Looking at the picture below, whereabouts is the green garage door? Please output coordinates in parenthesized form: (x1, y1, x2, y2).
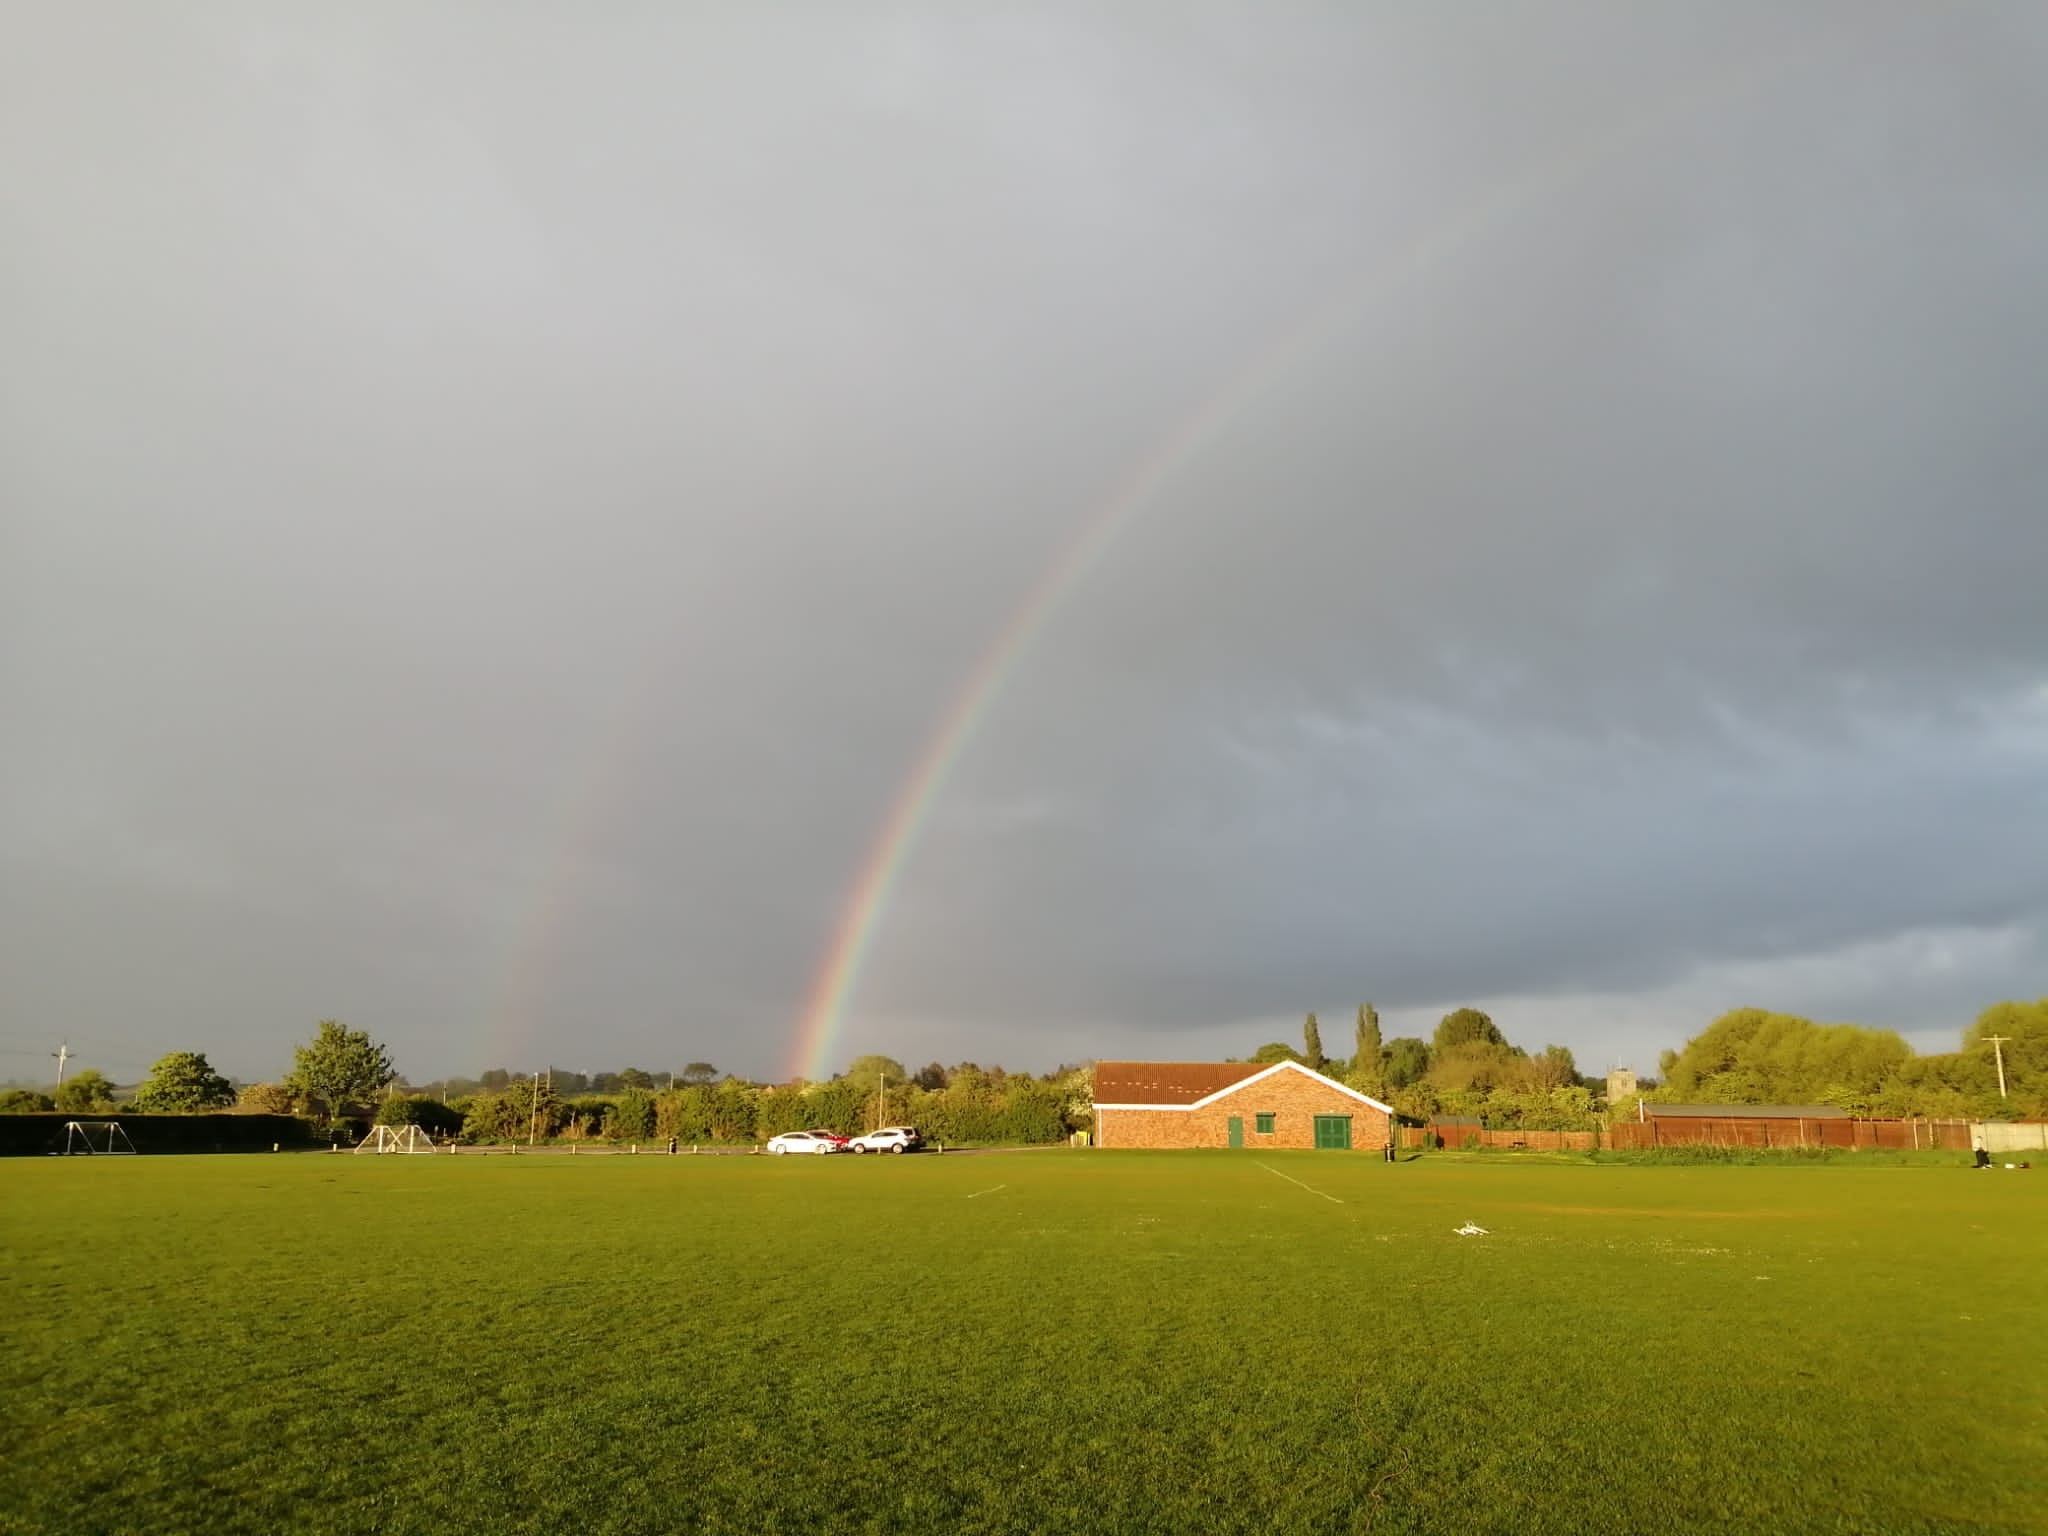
(1312, 1114, 1352, 1150)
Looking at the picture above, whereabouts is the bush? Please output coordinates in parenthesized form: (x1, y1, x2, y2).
(238, 1083, 299, 1116)
(611, 1089, 655, 1142)
(0, 1113, 318, 1157)
(375, 1096, 464, 1136)
(456, 1093, 518, 1143)
(0, 1090, 55, 1114)
(657, 1086, 716, 1144)
(709, 1082, 757, 1144)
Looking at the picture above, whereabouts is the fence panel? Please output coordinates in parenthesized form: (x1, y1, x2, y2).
(1981, 1122, 2048, 1153)
(1609, 1116, 1973, 1151)
(1410, 1126, 1598, 1151)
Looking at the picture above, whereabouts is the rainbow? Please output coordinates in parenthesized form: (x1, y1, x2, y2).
(783, 35, 1819, 1083)
(784, 289, 1352, 1081)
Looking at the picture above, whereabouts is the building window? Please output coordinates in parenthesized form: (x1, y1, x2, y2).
(1255, 1112, 1275, 1135)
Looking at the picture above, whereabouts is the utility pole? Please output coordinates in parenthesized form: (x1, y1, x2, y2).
(1986, 1035, 2011, 1099)
(528, 1070, 541, 1145)
(877, 1070, 886, 1134)
(52, 1042, 70, 1088)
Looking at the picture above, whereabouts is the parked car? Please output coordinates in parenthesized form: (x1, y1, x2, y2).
(765, 1129, 847, 1155)
(845, 1125, 925, 1154)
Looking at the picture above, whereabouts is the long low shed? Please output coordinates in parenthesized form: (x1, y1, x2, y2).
(1093, 1060, 1394, 1151)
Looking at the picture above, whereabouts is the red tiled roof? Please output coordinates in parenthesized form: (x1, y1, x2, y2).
(1093, 1061, 1267, 1106)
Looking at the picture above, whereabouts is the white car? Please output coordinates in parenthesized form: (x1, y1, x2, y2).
(845, 1125, 925, 1155)
(765, 1129, 847, 1155)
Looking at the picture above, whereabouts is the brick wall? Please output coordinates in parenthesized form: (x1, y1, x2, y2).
(1097, 1068, 1391, 1150)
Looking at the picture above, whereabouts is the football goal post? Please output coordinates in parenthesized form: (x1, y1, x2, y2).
(61, 1121, 137, 1155)
(353, 1124, 438, 1155)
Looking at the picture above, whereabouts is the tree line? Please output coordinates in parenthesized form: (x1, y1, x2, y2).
(0, 1025, 1093, 1147)
(1235, 1005, 1603, 1130)
(1241, 998, 2047, 1128)
(4, 997, 2040, 1134)
(415, 1056, 1090, 1147)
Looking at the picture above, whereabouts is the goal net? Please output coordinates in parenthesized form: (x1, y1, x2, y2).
(353, 1124, 438, 1155)
(61, 1121, 137, 1155)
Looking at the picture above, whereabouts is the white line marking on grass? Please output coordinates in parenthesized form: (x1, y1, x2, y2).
(965, 1184, 1008, 1199)
(1254, 1162, 1343, 1204)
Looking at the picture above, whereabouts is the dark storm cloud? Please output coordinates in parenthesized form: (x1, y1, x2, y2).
(3, 3, 2043, 1082)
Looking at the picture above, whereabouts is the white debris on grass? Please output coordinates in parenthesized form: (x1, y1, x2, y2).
(1454, 1222, 1489, 1236)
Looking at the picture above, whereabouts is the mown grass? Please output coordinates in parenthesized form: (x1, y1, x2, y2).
(2, 1152, 2042, 1536)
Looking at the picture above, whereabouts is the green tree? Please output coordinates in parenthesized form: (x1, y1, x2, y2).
(710, 1078, 758, 1142)
(1530, 1044, 1578, 1091)
(1434, 1008, 1506, 1052)
(1352, 1004, 1384, 1089)
(1965, 999, 2048, 1104)
(659, 1085, 717, 1143)
(843, 1055, 909, 1094)
(54, 1070, 117, 1114)
(612, 1088, 656, 1141)
(504, 1076, 563, 1139)
(1302, 1013, 1325, 1071)
(679, 1061, 719, 1086)
(456, 1092, 517, 1142)
(1657, 1009, 1910, 1105)
(615, 1067, 656, 1091)
(131, 1051, 235, 1112)
(1251, 1041, 1304, 1065)
(1384, 1037, 1431, 1089)
(0, 1088, 54, 1113)
(236, 1082, 298, 1115)
(285, 1020, 396, 1121)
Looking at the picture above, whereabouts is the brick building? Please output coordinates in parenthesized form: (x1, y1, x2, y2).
(1092, 1060, 1394, 1151)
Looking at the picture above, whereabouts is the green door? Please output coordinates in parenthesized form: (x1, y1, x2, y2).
(1313, 1114, 1352, 1150)
(1227, 1115, 1243, 1148)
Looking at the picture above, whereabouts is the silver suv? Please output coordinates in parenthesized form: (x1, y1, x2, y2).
(845, 1125, 924, 1154)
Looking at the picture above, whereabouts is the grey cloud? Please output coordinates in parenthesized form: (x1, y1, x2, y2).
(4, 3, 2044, 1082)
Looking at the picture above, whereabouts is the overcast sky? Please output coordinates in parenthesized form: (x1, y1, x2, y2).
(5, 3, 2045, 1086)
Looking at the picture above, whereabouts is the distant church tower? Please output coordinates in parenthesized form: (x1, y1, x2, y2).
(1605, 1066, 1638, 1105)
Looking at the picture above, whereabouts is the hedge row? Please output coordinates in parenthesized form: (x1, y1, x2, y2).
(0, 1113, 319, 1157)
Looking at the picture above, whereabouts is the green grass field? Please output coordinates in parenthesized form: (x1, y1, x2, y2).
(3, 1151, 2042, 1536)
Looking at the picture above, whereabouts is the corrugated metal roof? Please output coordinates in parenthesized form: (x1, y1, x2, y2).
(1644, 1103, 1849, 1120)
(1094, 1061, 1267, 1106)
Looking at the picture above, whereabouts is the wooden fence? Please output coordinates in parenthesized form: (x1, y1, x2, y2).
(1606, 1117, 1971, 1151)
(1396, 1118, 1976, 1152)
(1401, 1126, 1598, 1152)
